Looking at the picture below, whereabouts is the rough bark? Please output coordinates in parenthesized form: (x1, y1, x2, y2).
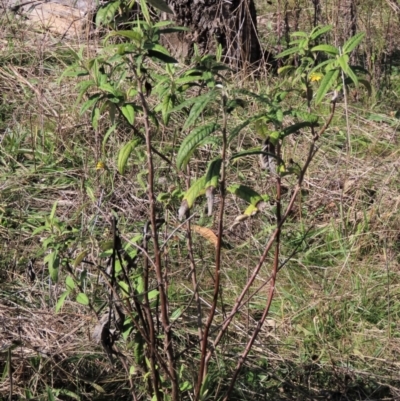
(162, 0, 261, 68)
(335, 0, 357, 46)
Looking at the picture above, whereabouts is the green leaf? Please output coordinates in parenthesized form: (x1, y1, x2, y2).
(274, 91, 289, 102)
(161, 93, 174, 125)
(311, 44, 339, 55)
(108, 101, 116, 124)
(261, 113, 279, 130)
(99, 82, 119, 96)
(102, 124, 117, 155)
(227, 184, 263, 206)
(269, 131, 281, 145)
(170, 92, 215, 114)
(276, 108, 284, 123)
(276, 47, 302, 59)
(65, 276, 75, 291)
(230, 148, 282, 164)
(47, 387, 56, 401)
(310, 58, 336, 73)
(290, 31, 308, 38)
(50, 200, 58, 220)
(84, 381, 105, 393)
(57, 390, 81, 400)
(183, 175, 206, 208)
(61, 68, 89, 79)
(296, 38, 308, 51)
(350, 65, 370, 76)
(243, 204, 259, 216)
(80, 94, 101, 115)
(136, 275, 145, 295)
(147, 50, 178, 64)
(91, 107, 101, 130)
(171, 307, 183, 321)
(121, 104, 135, 125)
(154, 20, 175, 28)
(73, 250, 88, 268)
(159, 26, 190, 34)
(118, 139, 140, 175)
(91, 59, 101, 85)
(134, 332, 145, 365)
(358, 79, 372, 96)
(96, 0, 120, 26)
(180, 381, 192, 392)
(282, 121, 319, 137)
(44, 250, 60, 283)
(176, 123, 219, 170)
(183, 91, 217, 130)
(205, 158, 222, 189)
(55, 291, 69, 313)
(118, 281, 129, 296)
(367, 113, 393, 123)
(139, 0, 151, 23)
(236, 89, 272, 106)
(76, 293, 89, 306)
(148, 289, 159, 300)
(343, 32, 365, 54)
(315, 68, 340, 104)
(345, 66, 359, 86)
(337, 54, 350, 75)
(76, 79, 96, 101)
(310, 25, 332, 40)
(293, 110, 319, 124)
(277, 65, 295, 76)
(146, 0, 173, 13)
(226, 98, 246, 113)
(228, 120, 252, 143)
(106, 30, 143, 43)
(175, 75, 203, 87)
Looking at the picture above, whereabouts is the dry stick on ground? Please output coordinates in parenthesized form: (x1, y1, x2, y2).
(8, 66, 59, 119)
(204, 99, 337, 377)
(195, 91, 229, 399)
(135, 69, 179, 400)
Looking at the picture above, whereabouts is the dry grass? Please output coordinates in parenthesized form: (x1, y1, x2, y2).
(2, 1, 400, 400)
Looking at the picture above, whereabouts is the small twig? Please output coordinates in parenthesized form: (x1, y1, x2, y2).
(8, 348, 12, 401)
(196, 89, 229, 399)
(160, 213, 197, 250)
(206, 99, 337, 365)
(339, 47, 352, 155)
(183, 168, 203, 347)
(223, 125, 284, 400)
(135, 65, 178, 400)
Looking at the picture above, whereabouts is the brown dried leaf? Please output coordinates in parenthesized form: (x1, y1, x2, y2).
(191, 225, 218, 247)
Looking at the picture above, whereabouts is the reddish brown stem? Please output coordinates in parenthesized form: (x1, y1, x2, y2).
(195, 93, 229, 399)
(223, 164, 283, 400)
(137, 73, 179, 400)
(206, 100, 337, 365)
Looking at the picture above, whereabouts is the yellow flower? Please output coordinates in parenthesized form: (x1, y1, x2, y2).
(310, 72, 323, 82)
(96, 161, 106, 170)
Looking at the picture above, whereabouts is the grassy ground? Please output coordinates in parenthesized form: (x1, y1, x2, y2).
(2, 0, 400, 400)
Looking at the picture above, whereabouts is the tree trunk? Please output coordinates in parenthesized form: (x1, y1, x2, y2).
(162, 0, 261, 68)
(335, 0, 357, 46)
(312, 0, 321, 28)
